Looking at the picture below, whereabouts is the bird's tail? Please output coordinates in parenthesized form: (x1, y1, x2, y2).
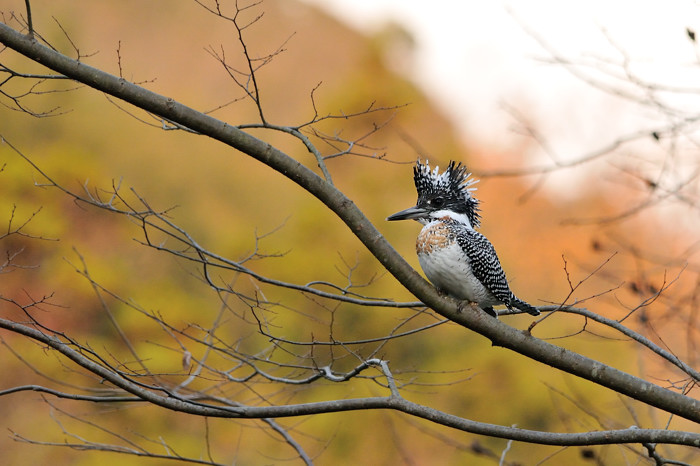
(511, 298, 540, 316)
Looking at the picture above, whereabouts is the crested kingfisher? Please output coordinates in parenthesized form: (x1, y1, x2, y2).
(387, 160, 540, 317)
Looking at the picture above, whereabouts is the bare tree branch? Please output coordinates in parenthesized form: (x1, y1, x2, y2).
(0, 19, 698, 427)
(0, 315, 697, 449)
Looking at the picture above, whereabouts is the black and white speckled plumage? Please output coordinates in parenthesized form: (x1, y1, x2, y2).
(387, 159, 540, 317)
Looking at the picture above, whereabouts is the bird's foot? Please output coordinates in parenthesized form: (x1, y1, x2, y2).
(435, 288, 448, 297)
(457, 300, 480, 314)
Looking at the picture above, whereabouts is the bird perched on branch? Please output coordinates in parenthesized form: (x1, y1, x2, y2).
(387, 160, 540, 317)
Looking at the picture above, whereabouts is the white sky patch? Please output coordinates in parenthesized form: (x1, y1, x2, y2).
(302, 0, 700, 166)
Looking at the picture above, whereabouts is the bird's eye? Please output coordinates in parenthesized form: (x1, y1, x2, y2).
(430, 197, 445, 208)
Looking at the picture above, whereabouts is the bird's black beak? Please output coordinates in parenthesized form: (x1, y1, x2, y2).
(386, 205, 428, 221)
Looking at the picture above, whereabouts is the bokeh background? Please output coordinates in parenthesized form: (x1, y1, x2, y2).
(1, 1, 698, 465)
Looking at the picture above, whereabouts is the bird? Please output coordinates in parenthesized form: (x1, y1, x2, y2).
(387, 160, 540, 317)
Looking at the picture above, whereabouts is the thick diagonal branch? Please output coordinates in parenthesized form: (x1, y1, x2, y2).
(0, 24, 698, 423)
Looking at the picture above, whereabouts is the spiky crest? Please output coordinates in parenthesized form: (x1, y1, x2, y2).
(413, 159, 481, 228)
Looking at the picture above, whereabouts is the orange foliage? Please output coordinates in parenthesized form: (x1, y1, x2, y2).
(0, 1, 697, 465)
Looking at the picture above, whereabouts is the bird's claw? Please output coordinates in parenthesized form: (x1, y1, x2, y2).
(457, 300, 480, 314)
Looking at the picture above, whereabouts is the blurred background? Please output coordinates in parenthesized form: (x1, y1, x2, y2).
(1, 1, 698, 465)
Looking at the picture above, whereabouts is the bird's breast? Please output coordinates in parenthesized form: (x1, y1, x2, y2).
(416, 221, 468, 292)
(416, 220, 455, 255)
(415, 221, 498, 305)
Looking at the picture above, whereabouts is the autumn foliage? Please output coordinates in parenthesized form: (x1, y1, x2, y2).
(0, 1, 698, 465)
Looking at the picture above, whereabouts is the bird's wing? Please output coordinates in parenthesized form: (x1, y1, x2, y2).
(455, 228, 515, 304)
